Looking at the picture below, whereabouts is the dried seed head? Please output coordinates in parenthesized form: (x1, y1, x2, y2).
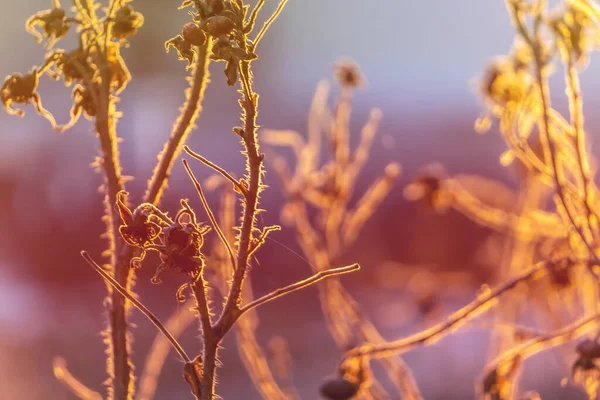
(166, 35, 195, 67)
(208, 0, 225, 14)
(182, 22, 207, 46)
(480, 58, 531, 106)
(112, 5, 144, 39)
(26, 7, 70, 47)
(577, 339, 600, 359)
(204, 16, 236, 37)
(333, 58, 364, 88)
(319, 377, 359, 400)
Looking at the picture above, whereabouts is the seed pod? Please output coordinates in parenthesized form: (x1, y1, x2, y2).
(319, 377, 359, 400)
(205, 16, 235, 36)
(577, 339, 600, 359)
(208, 0, 224, 14)
(182, 22, 207, 46)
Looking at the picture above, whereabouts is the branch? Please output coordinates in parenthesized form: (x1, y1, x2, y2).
(138, 300, 196, 400)
(183, 158, 237, 271)
(145, 43, 212, 205)
(184, 145, 247, 196)
(252, 0, 289, 49)
(239, 263, 360, 315)
(81, 251, 191, 363)
(53, 357, 103, 400)
(248, 225, 281, 257)
(483, 312, 600, 386)
(244, 0, 266, 33)
(342, 258, 582, 361)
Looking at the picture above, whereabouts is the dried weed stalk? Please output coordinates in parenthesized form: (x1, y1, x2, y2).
(334, 1, 600, 399)
(263, 62, 422, 399)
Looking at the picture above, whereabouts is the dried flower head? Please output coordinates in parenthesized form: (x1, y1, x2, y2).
(333, 58, 364, 88)
(116, 192, 211, 283)
(480, 57, 532, 107)
(26, 3, 71, 48)
(112, 5, 144, 39)
(573, 339, 600, 400)
(1, 69, 55, 126)
(44, 47, 94, 86)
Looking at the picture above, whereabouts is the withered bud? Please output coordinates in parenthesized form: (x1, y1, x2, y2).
(205, 16, 236, 37)
(112, 5, 144, 39)
(182, 22, 207, 46)
(577, 339, 600, 359)
(208, 0, 225, 14)
(333, 58, 364, 88)
(319, 377, 360, 400)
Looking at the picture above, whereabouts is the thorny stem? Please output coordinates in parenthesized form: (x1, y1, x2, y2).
(104, 43, 211, 398)
(214, 59, 263, 337)
(94, 49, 133, 399)
(251, 0, 288, 50)
(81, 251, 192, 363)
(191, 272, 214, 345)
(342, 258, 583, 362)
(145, 43, 212, 205)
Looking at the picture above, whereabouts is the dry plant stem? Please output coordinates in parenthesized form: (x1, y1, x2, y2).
(252, 0, 289, 50)
(184, 145, 248, 196)
(215, 60, 262, 336)
(183, 159, 236, 270)
(94, 51, 132, 399)
(137, 300, 196, 400)
(81, 251, 192, 364)
(106, 43, 210, 399)
(145, 43, 212, 205)
(235, 325, 289, 400)
(240, 263, 360, 314)
(565, 52, 596, 241)
(515, 15, 599, 263)
(287, 202, 422, 398)
(344, 258, 582, 361)
(485, 311, 600, 380)
(53, 357, 103, 400)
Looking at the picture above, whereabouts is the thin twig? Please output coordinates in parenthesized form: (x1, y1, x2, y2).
(81, 251, 191, 363)
(183, 159, 237, 271)
(53, 357, 103, 400)
(183, 145, 247, 196)
(343, 258, 583, 361)
(244, 0, 266, 33)
(137, 300, 196, 400)
(252, 0, 289, 49)
(145, 44, 212, 205)
(565, 51, 597, 241)
(239, 263, 360, 315)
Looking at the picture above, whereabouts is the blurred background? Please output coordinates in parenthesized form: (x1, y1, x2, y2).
(1, 0, 598, 399)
